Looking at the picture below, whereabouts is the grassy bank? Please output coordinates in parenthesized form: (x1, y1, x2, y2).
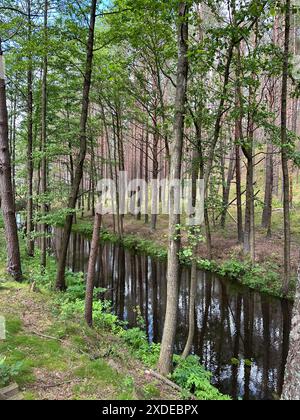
(70, 218, 294, 300)
(0, 227, 229, 400)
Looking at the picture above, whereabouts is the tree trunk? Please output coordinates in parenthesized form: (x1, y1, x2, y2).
(243, 153, 255, 261)
(262, 143, 274, 237)
(182, 147, 199, 359)
(158, 2, 189, 376)
(281, 0, 291, 295)
(182, 256, 197, 359)
(85, 212, 102, 327)
(151, 113, 159, 231)
(26, 0, 34, 257)
(236, 145, 243, 243)
(235, 46, 244, 243)
(41, 0, 48, 270)
(145, 126, 149, 224)
(221, 147, 236, 229)
(281, 267, 300, 400)
(55, 0, 98, 290)
(0, 42, 22, 281)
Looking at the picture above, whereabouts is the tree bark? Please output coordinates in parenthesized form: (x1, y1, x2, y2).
(85, 212, 102, 327)
(158, 2, 189, 376)
(262, 143, 274, 237)
(0, 42, 22, 281)
(281, 0, 291, 295)
(55, 0, 98, 290)
(41, 0, 48, 270)
(221, 147, 236, 229)
(281, 267, 300, 400)
(26, 0, 34, 257)
(234, 47, 244, 243)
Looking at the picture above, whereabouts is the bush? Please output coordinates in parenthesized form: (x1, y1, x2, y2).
(120, 328, 161, 367)
(0, 356, 23, 388)
(172, 356, 231, 401)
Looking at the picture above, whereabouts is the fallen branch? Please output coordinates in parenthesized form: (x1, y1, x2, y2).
(32, 379, 83, 389)
(30, 331, 63, 343)
(146, 369, 197, 400)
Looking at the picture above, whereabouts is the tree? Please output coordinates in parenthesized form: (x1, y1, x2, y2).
(55, 0, 98, 290)
(40, 0, 48, 270)
(281, 0, 291, 295)
(0, 39, 22, 281)
(26, 0, 34, 257)
(158, 1, 189, 376)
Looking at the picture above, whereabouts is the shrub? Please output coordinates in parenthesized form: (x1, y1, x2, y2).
(172, 356, 231, 401)
(0, 356, 23, 388)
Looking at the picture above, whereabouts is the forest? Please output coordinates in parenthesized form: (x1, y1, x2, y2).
(0, 0, 300, 402)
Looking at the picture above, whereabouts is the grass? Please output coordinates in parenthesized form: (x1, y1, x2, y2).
(0, 281, 177, 400)
(0, 283, 138, 399)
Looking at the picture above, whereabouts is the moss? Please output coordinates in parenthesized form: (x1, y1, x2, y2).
(74, 359, 119, 383)
(142, 382, 161, 399)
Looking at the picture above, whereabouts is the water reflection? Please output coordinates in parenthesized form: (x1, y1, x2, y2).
(52, 229, 292, 400)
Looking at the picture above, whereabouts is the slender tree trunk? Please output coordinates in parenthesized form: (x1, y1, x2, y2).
(221, 148, 236, 228)
(85, 212, 102, 327)
(100, 102, 116, 232)
(158, 2, 189, 376)
(26, 0, 34, 257)
(281, 0, 291, 295)
(41, 0, 48, 270)
(0, 42, 22, 281)
(241, 28, 257, 262)
(243, 152, 255, 261)
(182, 257, 196, 359)
(243, 94, 256, 262)
(262, 143, 274, 237)
(236, 145, 243, 243)
(55, 0, 98, 290)
(116, 107, 124, 236)
(235, 46, 244, 243)
(9, 92, 17, 197)
(182, 148, 199, 359)
(145, 126, 149, 224)
(151, 125, 159, 231)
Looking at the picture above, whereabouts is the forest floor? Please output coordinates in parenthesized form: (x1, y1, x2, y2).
(0, 280, 180, 401)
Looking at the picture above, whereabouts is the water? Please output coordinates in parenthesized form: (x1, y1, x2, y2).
(52, 228, 292, 400)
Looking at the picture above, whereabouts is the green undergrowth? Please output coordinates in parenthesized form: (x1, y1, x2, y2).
(71, 220, 168, 260)
(70, 218, 294, 300)
(120, 328, 230, 400)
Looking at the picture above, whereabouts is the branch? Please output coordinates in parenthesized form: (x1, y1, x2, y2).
(96, 8, 132, 17)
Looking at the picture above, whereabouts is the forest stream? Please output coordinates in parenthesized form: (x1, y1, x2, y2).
(52, 228, 293, 401)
